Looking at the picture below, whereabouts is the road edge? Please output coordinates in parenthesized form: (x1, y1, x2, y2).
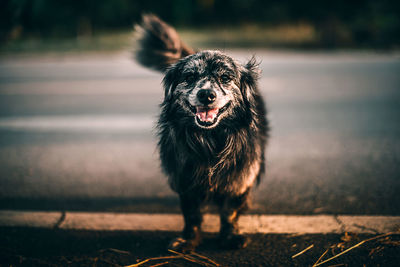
(0, 210, 399, 234)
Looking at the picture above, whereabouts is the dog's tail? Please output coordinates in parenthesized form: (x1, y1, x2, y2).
(134, 14, 195, 72)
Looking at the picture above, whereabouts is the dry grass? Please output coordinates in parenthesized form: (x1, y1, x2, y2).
(179, 23, 316, 48)
(312, 232, 398, 267)
(289, 232, 399, 266)
(292, 244, 314, 258)
(125, 249, 221, 267)
(1, 23, 318, 55)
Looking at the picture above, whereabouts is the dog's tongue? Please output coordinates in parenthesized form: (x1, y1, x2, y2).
(196, 106, 219, 122)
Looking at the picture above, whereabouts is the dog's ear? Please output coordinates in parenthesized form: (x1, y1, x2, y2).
(162, 62, 182, 99)
(240, 56, 260, 102)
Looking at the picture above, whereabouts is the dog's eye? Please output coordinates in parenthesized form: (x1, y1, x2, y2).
(220, 74, 232, 84)
(184, 73, 197, 84)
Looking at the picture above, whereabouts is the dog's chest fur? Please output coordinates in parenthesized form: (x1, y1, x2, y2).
(158, 121, 263, 196)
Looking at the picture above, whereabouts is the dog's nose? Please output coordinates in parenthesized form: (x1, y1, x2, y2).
(197, 89, 216, 105)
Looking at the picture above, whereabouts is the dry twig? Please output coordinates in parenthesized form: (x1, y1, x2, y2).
(125, 249, 221, 267)
(292, 244, 314, 258)
(125, 255, 180, 267)
(191, 251, 221, 266)
(313, 232, 396, 267)
(168, 249, 219, 266)
(99, 248, 132, 255)
(312, 248, 329, 267)
(149, 262, 169, 267)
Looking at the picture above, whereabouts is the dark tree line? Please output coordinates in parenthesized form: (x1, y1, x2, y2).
(1, 0, 399, 47)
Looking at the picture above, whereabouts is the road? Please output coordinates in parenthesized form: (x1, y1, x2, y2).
(0, 50, 399, 215)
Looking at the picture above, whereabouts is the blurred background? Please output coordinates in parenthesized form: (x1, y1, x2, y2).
(1, 0, 400, 51)
(0, 0, 399, 215)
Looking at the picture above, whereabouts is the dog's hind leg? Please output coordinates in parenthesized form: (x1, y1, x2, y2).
(218, 191, 250, 249)
(169, 193, 203, 252)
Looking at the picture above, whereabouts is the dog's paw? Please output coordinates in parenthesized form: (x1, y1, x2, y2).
(219, 234, 250, 249)
(168, 237, 198, 253)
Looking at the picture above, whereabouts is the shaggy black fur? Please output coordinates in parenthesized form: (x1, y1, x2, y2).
(135, 14, 269, 252)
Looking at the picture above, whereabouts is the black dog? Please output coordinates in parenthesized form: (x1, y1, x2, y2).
(135, 14, 269, 252)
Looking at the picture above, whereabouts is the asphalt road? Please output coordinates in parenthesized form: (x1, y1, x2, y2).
(0, 50, 399, 215)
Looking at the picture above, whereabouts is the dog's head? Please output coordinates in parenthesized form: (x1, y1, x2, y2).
(162, 50, 260, 129)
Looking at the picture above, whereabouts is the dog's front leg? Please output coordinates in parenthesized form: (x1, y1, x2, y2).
(169, 193, 203, 252)
(218, 192, 250, 249)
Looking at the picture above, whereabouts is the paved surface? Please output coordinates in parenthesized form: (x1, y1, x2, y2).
(0, 51, 400, 215)
(1, 211, 399, 234)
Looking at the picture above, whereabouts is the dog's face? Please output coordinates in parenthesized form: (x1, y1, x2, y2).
(163, 51, 259, 129)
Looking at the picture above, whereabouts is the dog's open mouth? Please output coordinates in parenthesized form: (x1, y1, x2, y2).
(196, 106, 219, 124)
(187, 102, 230, 128)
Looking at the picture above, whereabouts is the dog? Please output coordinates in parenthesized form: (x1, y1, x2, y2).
(135, 14, 269, 252)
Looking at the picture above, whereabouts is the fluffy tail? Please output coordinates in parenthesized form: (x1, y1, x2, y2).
(134, 14, 195, 72)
